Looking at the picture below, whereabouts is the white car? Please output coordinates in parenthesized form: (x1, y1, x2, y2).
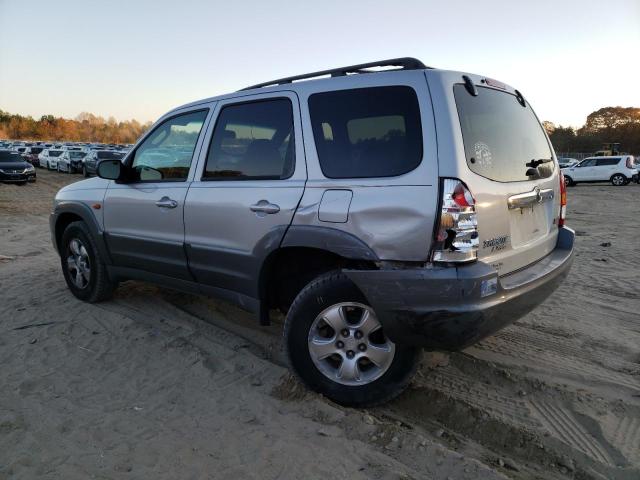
(57, 150, 87, 173)
(563, 155, 638, 186)
(38, 149, 64, 169)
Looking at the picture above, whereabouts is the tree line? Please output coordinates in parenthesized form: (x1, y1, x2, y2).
(1, 106, 638, 154)
(543, 107, 640, 155)
(0, 110, 152, 144)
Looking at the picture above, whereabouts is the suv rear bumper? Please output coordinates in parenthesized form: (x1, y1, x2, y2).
(344, 227, 575, 350)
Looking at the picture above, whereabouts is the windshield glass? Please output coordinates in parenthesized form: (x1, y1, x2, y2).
(70, 151, 86, 159)
(97, 151, 125, 160)
(0, 151, 23, 162)
(49, 150, 63, 157)
(454, 85, 554, 182)
(31, 147, 44, 154)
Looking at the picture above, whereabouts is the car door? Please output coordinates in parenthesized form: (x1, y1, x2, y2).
(184, 92, 306, 300)
(102, 107, 212, 280)
(596, 157, 619, 180)
(571, 158, 597, 181)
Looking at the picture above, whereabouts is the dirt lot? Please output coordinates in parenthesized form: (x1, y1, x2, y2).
(1, 169, 639, 480)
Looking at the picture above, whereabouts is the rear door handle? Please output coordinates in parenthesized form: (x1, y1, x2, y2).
(250, 200, 280, 215)
(155, 196, 178, 209)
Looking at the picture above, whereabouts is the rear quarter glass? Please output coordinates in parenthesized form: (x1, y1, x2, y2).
(454, 85, 555, 182)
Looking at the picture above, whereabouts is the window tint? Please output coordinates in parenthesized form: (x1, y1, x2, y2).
(579, 159, 597, 167)
(596, 158, 620, 166)
(203, 99, 294, 180)
(309, 86, 422, 178)
(131, 109, 208, 181)
(454, 85, 554, 182)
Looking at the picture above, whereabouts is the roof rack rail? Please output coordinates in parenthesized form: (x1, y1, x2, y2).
(239, 57, 431, 91)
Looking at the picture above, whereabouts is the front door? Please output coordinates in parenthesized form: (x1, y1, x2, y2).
(103, 108, 210, 280)
(184, 92, 306, 299)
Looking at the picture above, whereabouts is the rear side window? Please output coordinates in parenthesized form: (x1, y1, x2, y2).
(454, 85, 554, 182)
(596, 158, 620, 166)
(203, 99, 294, 180)
(308, 86, 423, 179)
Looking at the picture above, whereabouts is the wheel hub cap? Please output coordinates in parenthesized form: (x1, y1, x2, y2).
(308, 302, 395, 386)
(66, 238, 91, 289)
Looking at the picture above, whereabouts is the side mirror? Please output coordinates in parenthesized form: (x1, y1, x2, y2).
(97, 159, 122, 180)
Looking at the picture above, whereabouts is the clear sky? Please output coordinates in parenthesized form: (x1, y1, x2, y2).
(1, 0, 638, 127)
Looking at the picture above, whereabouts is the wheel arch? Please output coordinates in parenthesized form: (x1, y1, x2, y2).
(52, 202, 112, 263)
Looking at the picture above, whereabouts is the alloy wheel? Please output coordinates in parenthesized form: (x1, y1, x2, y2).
(66, 238, 91, 289)
(307, 302, 395, 386)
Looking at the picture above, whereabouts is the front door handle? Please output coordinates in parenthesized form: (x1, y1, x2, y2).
(250, 200, 280, 215)
(155, 196, 178, 209)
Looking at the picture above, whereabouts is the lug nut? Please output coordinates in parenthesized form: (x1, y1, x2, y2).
(341, 329, 350, 337)
(354, 330, 363, 339)
(346, 350, 355, 359)
(358, 343, 367, 352)
(336, 341, 344, 349)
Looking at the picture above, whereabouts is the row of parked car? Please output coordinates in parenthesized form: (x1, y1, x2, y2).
(558, 155, 638, 186)
(0, 140, 130, 178)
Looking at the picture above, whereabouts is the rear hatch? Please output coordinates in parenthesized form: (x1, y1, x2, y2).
(452, 81, 560, 276)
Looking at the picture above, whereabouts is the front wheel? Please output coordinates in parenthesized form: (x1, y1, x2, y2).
(284, 271, 420, 407)
(611, 174, 626, 186)
(60, 221, 117, 302)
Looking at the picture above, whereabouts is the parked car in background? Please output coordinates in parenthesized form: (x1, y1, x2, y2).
(58, 150, 87, 173)
(558, 157, 579, 168)
(50, 58, 574, 406)
(24, 146, 45, 165)
(0, 149, 36, 184)
(82, 149, 125, 177)
(563, 155, 638, 186)
(38, 149, 64, 169)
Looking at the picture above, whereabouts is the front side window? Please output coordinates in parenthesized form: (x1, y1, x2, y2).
(203, 99, 294, 180)
(131, 109, 208, 181)
(308, 86, 423, 179)
(454, 85, 554, 182)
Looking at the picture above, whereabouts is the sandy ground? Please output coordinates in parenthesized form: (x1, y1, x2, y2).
(0, 169, 638, 480)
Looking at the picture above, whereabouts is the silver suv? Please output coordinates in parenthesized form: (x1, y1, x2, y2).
(50, 58, 574, 406)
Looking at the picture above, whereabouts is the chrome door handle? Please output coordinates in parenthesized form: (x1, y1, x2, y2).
(250, 200, 280, 215)
(507, 187, 553, 210)
(155, 197, 178, 209)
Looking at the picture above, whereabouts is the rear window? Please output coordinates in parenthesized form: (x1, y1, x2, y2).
(454, 85, 554, 182)
(308, 86, 423, 179)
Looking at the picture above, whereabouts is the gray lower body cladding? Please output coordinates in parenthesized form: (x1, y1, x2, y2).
(344, 227, 575, 350)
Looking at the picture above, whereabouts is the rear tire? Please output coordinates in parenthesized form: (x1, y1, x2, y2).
(564, 175, 575, 187)
(60, 221, 117, 302)
(284, 271, 420, 407)
(611, 174, 626, 186)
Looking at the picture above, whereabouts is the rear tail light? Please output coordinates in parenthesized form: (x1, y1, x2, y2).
(431, 178, 479, 263)
(559, 172, 567, 227)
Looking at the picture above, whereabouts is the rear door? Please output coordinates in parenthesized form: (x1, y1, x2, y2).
(184, 91, 305, 299)
(432, 72, 562, 275)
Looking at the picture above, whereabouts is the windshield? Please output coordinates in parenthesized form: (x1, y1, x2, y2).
(70, 151, 86, 159)
(49, 150, 63, 157)
(0, 151, 23, 162)
(97, 151, 125, 160)
(454, 85, 554, 182)
(31, 147, 44, 154)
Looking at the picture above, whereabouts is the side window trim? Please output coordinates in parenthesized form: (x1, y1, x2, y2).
(125, 107, 210, 183)
(200, 97, 295, 182)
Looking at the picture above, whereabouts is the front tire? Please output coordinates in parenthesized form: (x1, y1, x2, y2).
(611, 174, 626, 186)
(284, 271, 420, 407)
(60, 221, 116, 302)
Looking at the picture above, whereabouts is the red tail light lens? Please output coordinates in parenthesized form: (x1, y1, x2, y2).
(432, 178, 479, 263)
(559, 172, 567, 227)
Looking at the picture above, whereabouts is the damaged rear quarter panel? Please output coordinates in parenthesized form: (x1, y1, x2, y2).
(289, 70, 440, 262)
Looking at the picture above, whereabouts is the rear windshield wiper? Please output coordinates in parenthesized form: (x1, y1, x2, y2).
(526, 158, 552, 168)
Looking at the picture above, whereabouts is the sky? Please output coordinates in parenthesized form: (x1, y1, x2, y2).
(0, 0, 638, 128)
